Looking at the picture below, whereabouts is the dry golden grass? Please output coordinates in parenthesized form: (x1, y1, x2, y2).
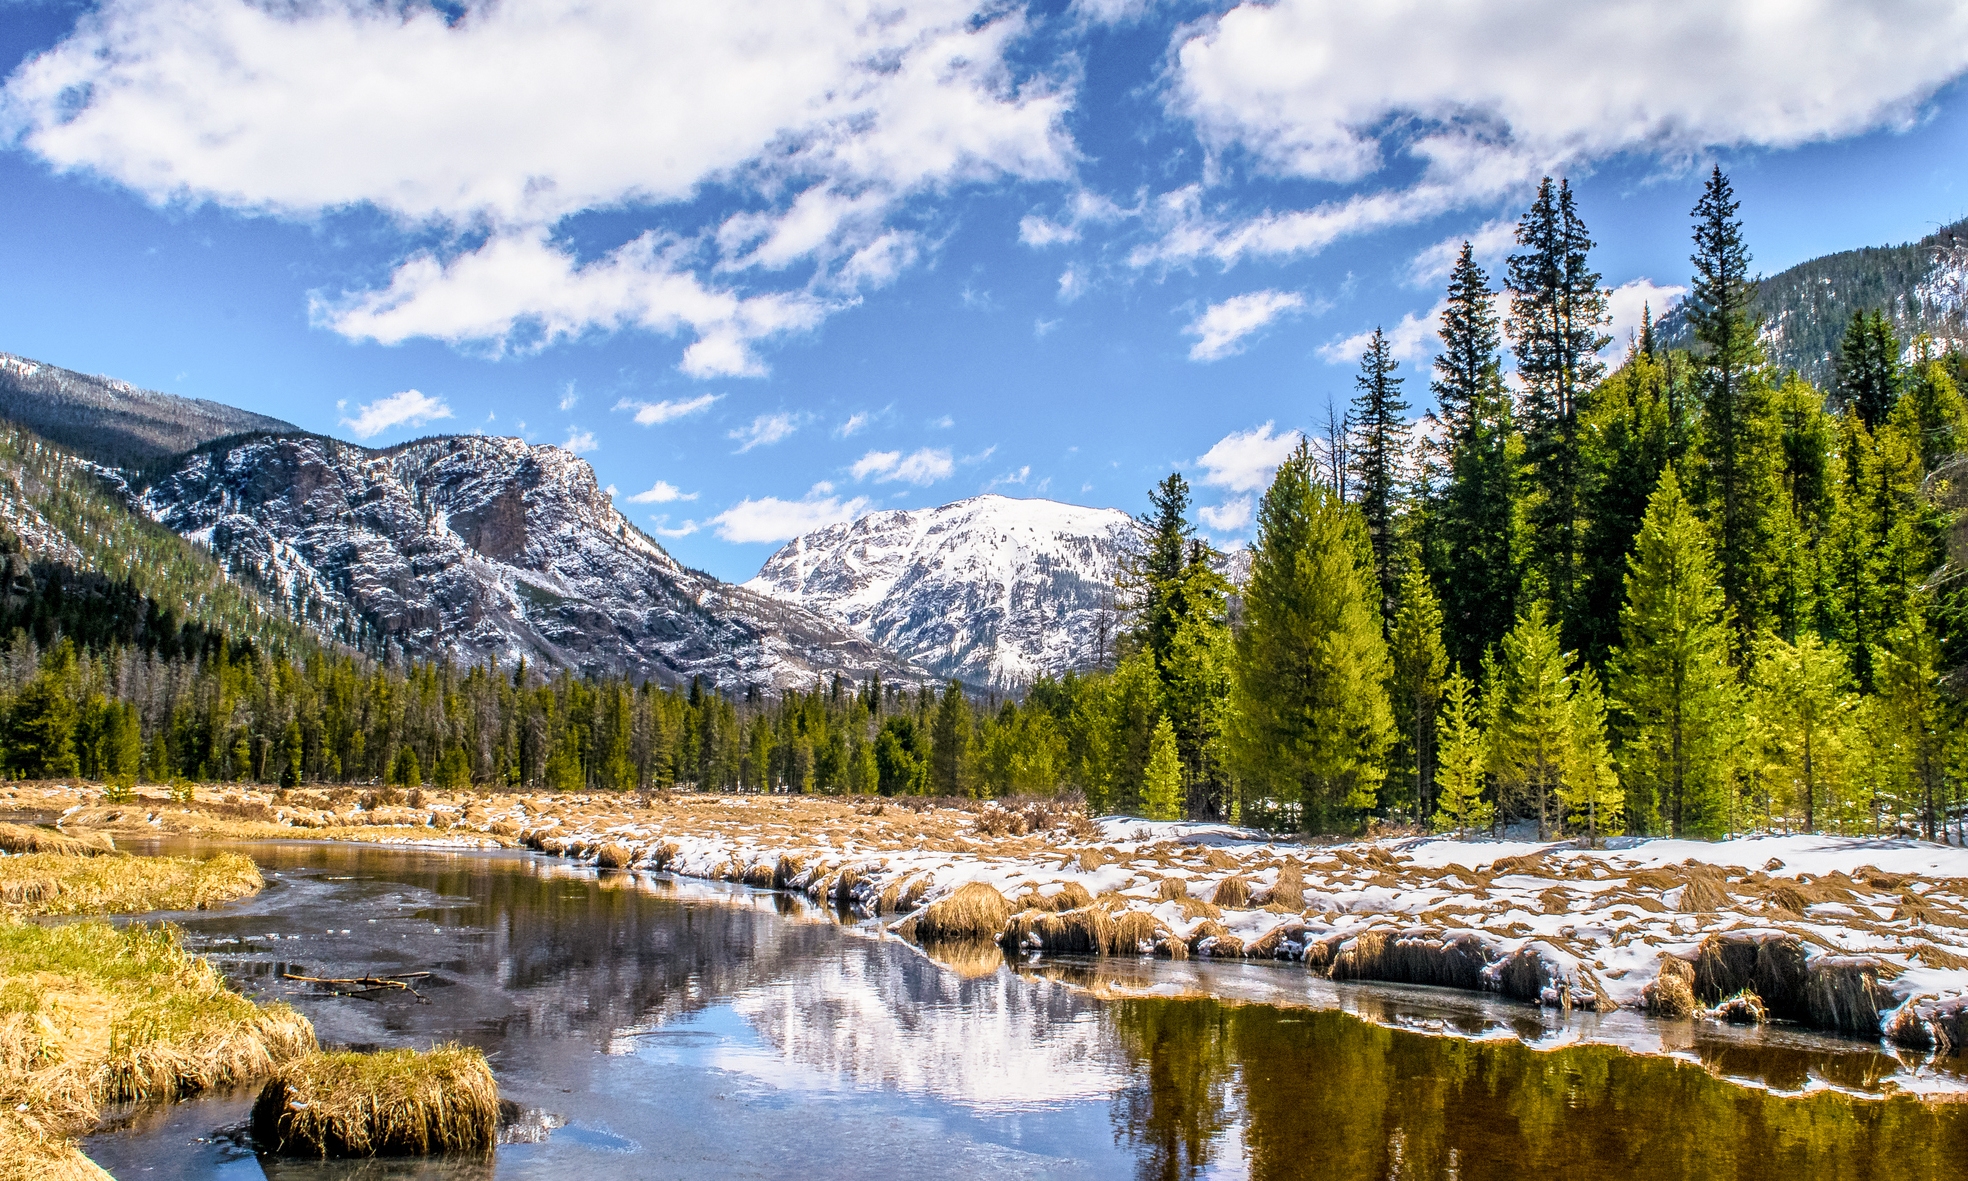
(252, 1045, 497, 1158)
(913, 881, 1012, 942)
(0, 852, 263, 918)
(0, 824, 112, 858)
(0, 918, 315, 1181)
(1640, 957, 1697, 1018)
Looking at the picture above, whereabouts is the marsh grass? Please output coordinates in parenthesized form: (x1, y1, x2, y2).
(0, 824, 113, 858)
(252, 1045, 498, 1158)
(0, 852, 263, 917)
(0, 918, 315, 1181)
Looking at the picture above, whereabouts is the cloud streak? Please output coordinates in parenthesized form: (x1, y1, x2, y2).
(337, 389, 453, 440)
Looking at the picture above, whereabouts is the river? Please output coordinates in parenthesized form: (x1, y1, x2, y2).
(82, 839, 1968, 1179)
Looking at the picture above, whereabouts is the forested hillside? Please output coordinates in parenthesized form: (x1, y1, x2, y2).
(1662, 217, 1968, 386)
(0, 351, 297, 466)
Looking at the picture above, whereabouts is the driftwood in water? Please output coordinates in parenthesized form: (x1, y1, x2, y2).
(283, 970, 432, 1003)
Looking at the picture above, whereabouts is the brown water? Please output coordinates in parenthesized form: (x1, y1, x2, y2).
(82, 840, 1968, 1180)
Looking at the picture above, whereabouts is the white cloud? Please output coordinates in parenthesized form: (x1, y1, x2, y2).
(1199, 497, 1252, 532)
(710, 486, 871, 543)
(627, 480, 697, 504)
(730, 412, 800, 453)
(1196, 422, 1301, 493)
(1019, 215, 1079, 247)
(613, 393, 720, 426)
(834, 412, 870, 439)
(1319, 300, 1446, 366)
(1034, 317, 1062, 338)
(7, 0, 1073, 373)
(316, 230, 831, 375)
(851, 447, 954, 486)
(339, 389, 453, 440)
(1605, 278, 1688, 358)
(562, 427, 598, 454)
(557, 382, 578, 412)
(988, 465, 1032, 490)
(928, 415, 955, 429)
(1185, 290, 1305, 361)
(1141, 1, 1968, 268)
(1057, 267, 1087, 303)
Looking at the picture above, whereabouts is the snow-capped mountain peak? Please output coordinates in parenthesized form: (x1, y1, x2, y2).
(746, 494, 1139, 685)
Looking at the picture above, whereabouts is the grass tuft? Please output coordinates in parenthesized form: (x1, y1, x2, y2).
(0, 825, 112, 858)
(914, 881, 1011, 942)
(251, 1045, 498, 1158)
(0, 853, 262, 917)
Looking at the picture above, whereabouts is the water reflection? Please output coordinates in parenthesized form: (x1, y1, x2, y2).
(81, 839, 1968, 1180)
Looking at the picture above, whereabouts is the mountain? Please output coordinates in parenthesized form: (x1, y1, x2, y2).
(745, 495, 1139, 686)
(130, 431, 925, 689)
(0, 351, 298, 467)
(1660, 217, 1968, 385)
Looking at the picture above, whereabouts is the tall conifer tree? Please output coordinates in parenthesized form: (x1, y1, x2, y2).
(1430, 243, 1519, 671)
(1608, 467, 1738, 837)
(1229, 445, 1394, 832)
(1507, 178, 1608, 648)
(1348, 327, 1411, 615)
(1835, 310, 1902, 430)
(1687, 166, 1780, 644)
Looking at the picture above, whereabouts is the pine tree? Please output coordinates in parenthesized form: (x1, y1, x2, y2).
(1159, 550, 1235, 818)
(1429, 669, 1493, 834)
(1607, 467, 1739, 837)
(930, 680, 973, 796)
(1903, 348, 1968, 472)
(1389, 558, 1447, 822)
(1767, 373, 1838, 640)
(1487, 602, 1575, 839)
(1508, 177, 1608, 647)
(1133, 472, 1195, 668)
(1556, 665, 1620, 845)
(1142, 716, 1183, 821)
(1687, 166, 1780, 644)
(1348, 327, 1411, 614)
(1834, 310, 1901, 430)
(1429, 243, 1519, 671)
(1228, 444, 1394, 832)
(1749, 631, 1857, 832)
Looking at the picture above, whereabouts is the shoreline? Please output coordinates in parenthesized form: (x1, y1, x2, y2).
(15, 781, 1968, 1070)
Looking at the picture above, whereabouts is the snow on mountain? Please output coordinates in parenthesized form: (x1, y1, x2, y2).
(136, 432, 925, 689)
(745, 494, 1140, 686)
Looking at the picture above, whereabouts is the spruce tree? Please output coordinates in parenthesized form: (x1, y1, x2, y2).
(1903, 348, 1968, 472)
(1487, 602, 1575, 839)
(1873, 604, 1948, 840)
(1578, 346, 1683, 664)
(1134, 472, 1195, 667)
(1429, 243, 1519, 671)
(1228, 444, 1394, 832)
(1607, 467, 1738, 837)
(930, 680, 972, 796)
(1159, 551, 1235, 818)
(1507, 178, 1608, 647)
(1348, 327, 1411, 615)
(1557, 665, 1620, 846)
(1429, 670, 1493, 834)
(1389, 558, 1447, 822)
(1687, 166, 1780, 644)
(1142, 716, 1183, 821)
(1835, 310, 1901, 430)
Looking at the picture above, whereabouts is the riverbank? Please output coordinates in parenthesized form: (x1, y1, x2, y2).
(17, 780, 1968, 1057)
(0, 847, 313, 1181)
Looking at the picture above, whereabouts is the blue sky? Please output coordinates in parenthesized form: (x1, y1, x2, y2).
(3, 0, 1968, 583)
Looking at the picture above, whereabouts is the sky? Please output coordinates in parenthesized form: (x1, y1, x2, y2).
(3, 0, 1968, 583)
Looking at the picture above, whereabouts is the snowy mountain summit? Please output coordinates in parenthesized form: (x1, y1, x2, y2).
(137, 432, 923, 689)
(746, 494, 1139, 686)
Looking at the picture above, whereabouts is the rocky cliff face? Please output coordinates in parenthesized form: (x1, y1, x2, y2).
(137, 432, 924, 688)
(745, 494, 1140, 685)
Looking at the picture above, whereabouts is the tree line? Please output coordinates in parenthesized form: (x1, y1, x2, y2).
(0, 169, 1962, 842)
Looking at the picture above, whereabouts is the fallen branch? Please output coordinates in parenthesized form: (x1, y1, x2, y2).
(282, 971, 432, 1003)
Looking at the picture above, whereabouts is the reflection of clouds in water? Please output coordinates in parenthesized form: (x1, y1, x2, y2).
(722, 943, 1124, 1109)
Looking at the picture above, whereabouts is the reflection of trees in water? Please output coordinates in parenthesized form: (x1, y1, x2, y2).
(1109, 999, 1968, 1181)
(732, 945, 1120, 1107)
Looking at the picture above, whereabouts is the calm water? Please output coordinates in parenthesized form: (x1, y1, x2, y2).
(80, 839, 1968, 1180)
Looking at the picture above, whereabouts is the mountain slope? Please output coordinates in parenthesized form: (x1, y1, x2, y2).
(1661, 217, 1968, 385)
(136, 432, 924, 688)
(745, 495, 1138, 685)
(0, 352, 298, 467)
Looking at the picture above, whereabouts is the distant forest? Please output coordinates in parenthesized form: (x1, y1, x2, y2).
(1, 169, 1965, 844)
